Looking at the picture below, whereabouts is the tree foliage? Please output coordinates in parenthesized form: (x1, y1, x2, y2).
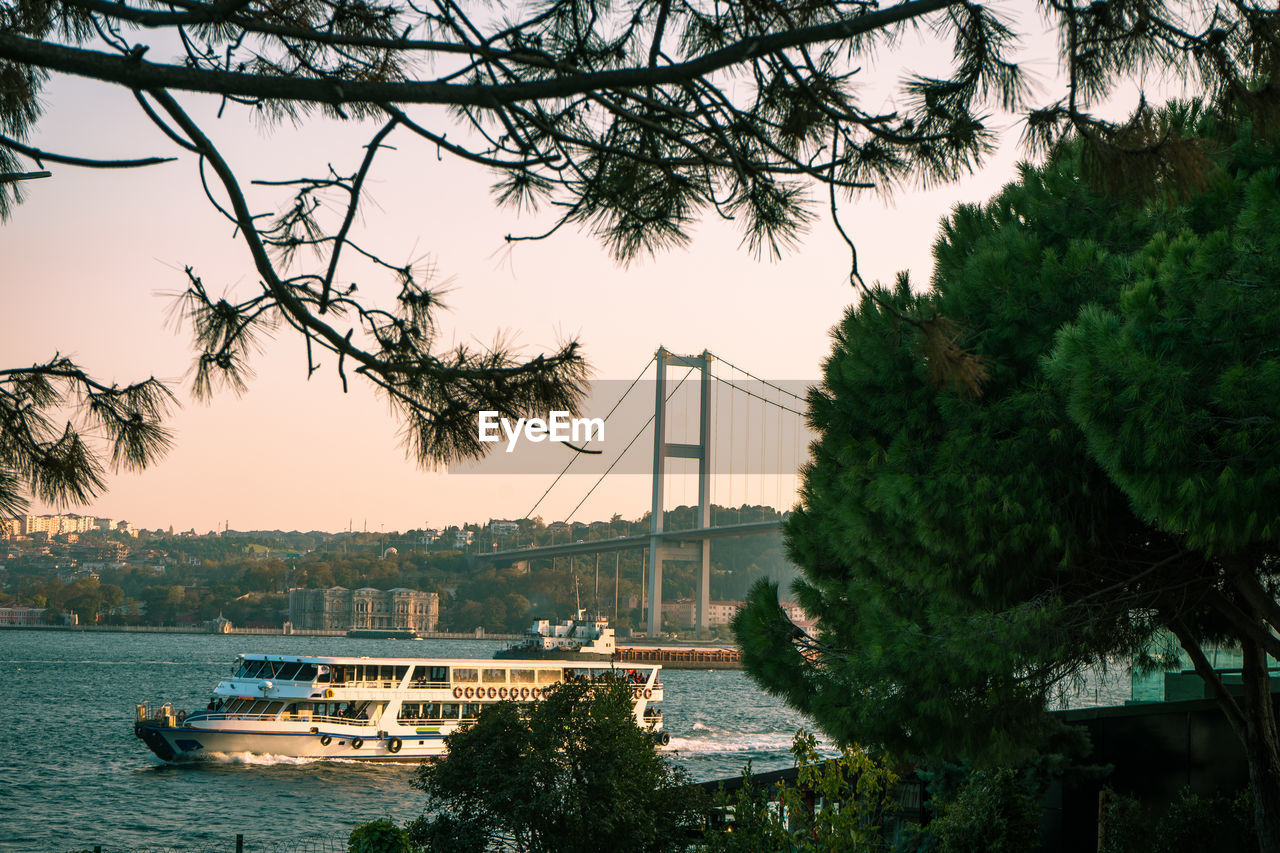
(930, 769, 1041, 853)
(0, 359, 175, 517)
(348, 818, 413, 853)
(1099, 787, 1257, 853)
(3, 0, 1278, 514)
(735, 104, 1280, 849)
(704, 730, 902, 853)
(410, 673, 698, 853)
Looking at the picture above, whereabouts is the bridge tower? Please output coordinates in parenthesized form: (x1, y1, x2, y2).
(648, 347, 713, 636)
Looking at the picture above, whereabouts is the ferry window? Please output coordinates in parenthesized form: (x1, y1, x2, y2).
(482, 668, 507, 684)
(398, 703, 419, 720)
(537, 669, 563, 684)
(462, 703, 482, 720)
(380, 665, 395, 682)
(265, 702, 283, 716)
(429, 666, 448, 682)
(451, 668, 478, 683)
(424, 703, 441, 719)
(298, 664, 318, 682)
(277, 662, 302, 681)
(395, 666, 409, 681)
(441, 703, 460, 720)
(233, 660, 250, 678)
(510, 670, 536, 684)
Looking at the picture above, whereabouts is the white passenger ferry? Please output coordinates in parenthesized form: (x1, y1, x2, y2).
(134, 653, 665, 762)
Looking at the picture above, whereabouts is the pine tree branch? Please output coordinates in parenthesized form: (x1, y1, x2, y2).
(0, 0, 962, 107)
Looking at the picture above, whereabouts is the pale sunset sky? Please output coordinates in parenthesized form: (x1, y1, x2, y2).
(1, 10, 1167, 533)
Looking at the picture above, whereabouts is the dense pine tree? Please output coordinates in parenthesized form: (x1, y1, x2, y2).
(736, 103, 1280, 850)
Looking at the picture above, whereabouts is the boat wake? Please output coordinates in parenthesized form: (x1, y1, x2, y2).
(201, 752, 333, 766)
(666, 729, 796, 756)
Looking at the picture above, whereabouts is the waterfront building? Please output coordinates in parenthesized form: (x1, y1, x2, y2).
(667, 598, 810, 629)
(0, 605, 47, 626)
(287, 586, 439, 632)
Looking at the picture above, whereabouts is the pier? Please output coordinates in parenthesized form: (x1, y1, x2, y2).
(617, 645, 741, 670)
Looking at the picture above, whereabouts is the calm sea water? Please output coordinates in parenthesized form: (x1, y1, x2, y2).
(0, 630, 814, 852)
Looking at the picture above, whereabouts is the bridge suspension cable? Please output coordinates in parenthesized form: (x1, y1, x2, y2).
(560, 365, 697, 523)
(706, 351, 807, 405)
(523, 354, 655, 522)
(709, 374, 806, 417)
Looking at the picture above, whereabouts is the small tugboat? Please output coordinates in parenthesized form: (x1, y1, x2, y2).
(493, 611, 617, 661)
(134, 652, 666, 762)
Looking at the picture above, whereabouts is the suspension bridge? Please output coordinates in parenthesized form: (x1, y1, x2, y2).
(474, 347, 811, 636)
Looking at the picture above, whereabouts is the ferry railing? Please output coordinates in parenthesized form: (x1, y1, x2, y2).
(328, 679, 450, 690)
(304, 714, 374, 726)
(396, 715, 472, 725)
(185, 711, 374, 727)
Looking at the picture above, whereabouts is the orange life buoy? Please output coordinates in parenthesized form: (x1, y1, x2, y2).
(498, 687, 508, 699)
(520, 687, 530, 700)
(453, 687, 463, 699)
(175, 710, 186, 725)
(644, 688, 652, 699)
(530, 688, 541, 699)
(487, 686, 497, 699)
(464, 686, 474, 699)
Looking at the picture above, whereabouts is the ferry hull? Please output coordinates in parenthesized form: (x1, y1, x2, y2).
(134, 719, 445, 762)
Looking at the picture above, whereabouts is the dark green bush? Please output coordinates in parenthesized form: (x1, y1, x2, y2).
(1098, 789, 1148, 853)
(1152, 788, 1255, 853)
(348, 817, 412, 853)
(931, 769, 1041, 853)
(1097, 786, 1256, 853)
(405, 813, 489, 853)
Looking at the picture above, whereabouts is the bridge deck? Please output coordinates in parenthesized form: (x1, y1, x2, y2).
(476, 520, 782, 563)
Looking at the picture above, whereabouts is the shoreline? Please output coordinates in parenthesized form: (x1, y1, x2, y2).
(0, 624, 520, 640)
(0, 624, 745, 668)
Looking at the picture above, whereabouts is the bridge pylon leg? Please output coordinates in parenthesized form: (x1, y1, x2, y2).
(648, 346, 714, 637)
